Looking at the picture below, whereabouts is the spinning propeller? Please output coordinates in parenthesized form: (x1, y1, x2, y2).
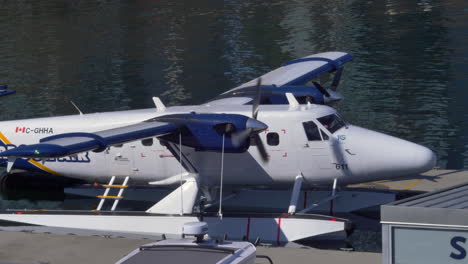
(231, 78, 269, 162)
(217, 78, 268, 218)
(312, 81, 343, 104)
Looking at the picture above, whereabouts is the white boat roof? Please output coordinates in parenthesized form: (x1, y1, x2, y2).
(116, 238, 256, 264)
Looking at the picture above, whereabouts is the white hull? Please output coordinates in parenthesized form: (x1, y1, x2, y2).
(0, 210, 350, 244)
(65, 187, 396, 213)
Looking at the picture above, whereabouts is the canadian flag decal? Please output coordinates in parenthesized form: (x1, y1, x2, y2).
(15, 127, 26, 133)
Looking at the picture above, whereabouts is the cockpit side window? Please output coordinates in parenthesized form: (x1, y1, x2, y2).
(317, 114, 346, 134)
(303, 121, 322, 141)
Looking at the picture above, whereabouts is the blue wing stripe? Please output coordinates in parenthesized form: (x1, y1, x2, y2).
(0, 122, 179, 158)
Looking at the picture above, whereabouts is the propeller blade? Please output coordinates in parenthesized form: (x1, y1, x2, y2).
(231, 118, 268, 147)
(252, 78, 262, 120)
(312, 81, 330, 97)
(213, 123, 236, 135)
(231, 129, 251, 147)
(253, 134, 269, 162)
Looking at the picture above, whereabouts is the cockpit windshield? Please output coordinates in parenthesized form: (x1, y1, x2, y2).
(317, 114, 346, 134)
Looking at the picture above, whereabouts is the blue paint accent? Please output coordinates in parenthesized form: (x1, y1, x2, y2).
(41, 132, 109, 152)
(0, 85, 16, 97)
(1, 144, 72, 158)
(282, 53, 353, 86)
(157, 113, 255, 152)
(0, 140, 51, 173)
(1, 123, 180, 158)
(213, 85, 326, 105)
(1, 113, 263, 160)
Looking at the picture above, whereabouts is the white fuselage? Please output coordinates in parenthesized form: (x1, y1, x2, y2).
(0, 104, 435, 188)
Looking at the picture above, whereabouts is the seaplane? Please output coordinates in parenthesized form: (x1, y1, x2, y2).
(0, 52, 436, 244)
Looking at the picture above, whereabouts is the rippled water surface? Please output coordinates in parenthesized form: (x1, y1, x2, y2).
(0, 0, 466, 168)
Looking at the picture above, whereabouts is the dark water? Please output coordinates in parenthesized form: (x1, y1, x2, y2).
(0, 0, 466, 169)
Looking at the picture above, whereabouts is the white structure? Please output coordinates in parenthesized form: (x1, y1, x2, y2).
(381, 183, 468, 264)
(116, 222, 259, 264)
(0, 209, 351, 245)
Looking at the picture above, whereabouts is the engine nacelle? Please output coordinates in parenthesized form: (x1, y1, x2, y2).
(157, 113, 263, 153)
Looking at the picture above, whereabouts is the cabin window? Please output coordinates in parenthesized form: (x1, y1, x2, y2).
(302, 121, 322, 141)
(321, 130, 329, 140)
(267, 132, 279, 146)
(113, 144, 123, 148)
(317, 114, 346, 134)
(141, 138, 153, 146)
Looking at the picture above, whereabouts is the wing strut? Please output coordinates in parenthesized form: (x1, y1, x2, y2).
(179, 132, 184, 215)
(161, 141, 198, 174)
(217, 133, 226, 219)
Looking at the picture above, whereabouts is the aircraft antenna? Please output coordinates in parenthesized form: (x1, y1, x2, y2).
(70, 101, 84, 115)
(252, 78, 261, 119)
(217, 133, 225, 219)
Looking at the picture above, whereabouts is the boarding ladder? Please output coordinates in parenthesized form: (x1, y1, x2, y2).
(95, 176, 130, 211)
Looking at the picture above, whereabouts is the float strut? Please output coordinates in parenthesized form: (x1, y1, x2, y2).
(332, 178, 337, 196)
(288, 173, 304, 214)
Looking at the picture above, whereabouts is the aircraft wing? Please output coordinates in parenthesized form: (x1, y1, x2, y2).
(207, 51, 352, 105)
(0, 112, 268, 160)
(0, 121, 179, 158)
(232, 52, 352, 89)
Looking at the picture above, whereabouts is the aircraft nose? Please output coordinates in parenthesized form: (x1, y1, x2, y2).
(246, 118, 268, 133)
(411, 145, 437, 173)
(344, 126, 437, 180)
(371, 131, 437, 177)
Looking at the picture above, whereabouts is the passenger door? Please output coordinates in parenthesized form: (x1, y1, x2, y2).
(297, 121, 334, 175)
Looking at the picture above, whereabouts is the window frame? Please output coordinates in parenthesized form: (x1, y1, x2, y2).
(141, 138, 154, 147)
(317, 114, 346, 134)
(266, 132, 280, 146)
(302, 120, 329, 141)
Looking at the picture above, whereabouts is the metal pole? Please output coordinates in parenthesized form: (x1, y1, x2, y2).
(179, 132, 183, 215)
(332, 178, 337, 196)
(218, 133, 225, 219)
(288, 174, 304, 214)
